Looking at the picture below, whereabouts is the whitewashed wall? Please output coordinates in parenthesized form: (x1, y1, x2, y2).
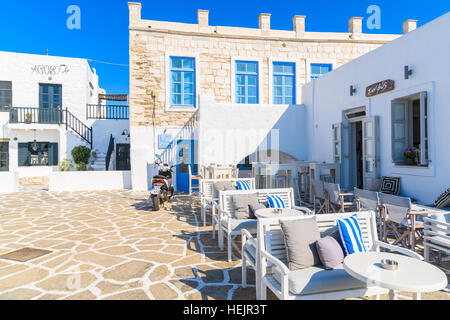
(0, 172, 18, 193)
(301, 13, 450, 203)
(49, 171, 131, 191)
(0, 51, 102, 121)
(198, 98, 307, 166)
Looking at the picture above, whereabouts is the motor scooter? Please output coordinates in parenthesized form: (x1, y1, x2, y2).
(149, 155, 175, 211)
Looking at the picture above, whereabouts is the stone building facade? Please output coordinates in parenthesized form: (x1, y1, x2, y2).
(127, 1, 416, 191)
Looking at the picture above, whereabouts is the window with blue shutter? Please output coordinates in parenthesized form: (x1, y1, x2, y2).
(236, 61, 258, 104)
(170, 57, 196, 107)
(310, 64, 332, 80)
(0, 142, 8, 171)
(273, 62, 295, 104)
(0, 81, 12, 111)
(18, 142, 58, 166)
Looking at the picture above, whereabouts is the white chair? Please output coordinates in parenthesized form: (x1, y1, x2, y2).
(199, 178, 256, 229)
(424, 212, 450, 274)
(324, 182, 354, 213)
(257, 211, 423, 300)
(219, 188, 311, 262)
(312, 181, 326, 214)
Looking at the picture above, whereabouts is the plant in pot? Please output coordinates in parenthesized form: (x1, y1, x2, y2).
(403, 147, 418, 165)
(25, 112, 32, 124)
(71, 146, 91, 171)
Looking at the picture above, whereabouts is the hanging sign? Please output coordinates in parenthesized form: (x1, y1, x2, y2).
(158, 134, 173, 149)
(365, 80, 395, 97)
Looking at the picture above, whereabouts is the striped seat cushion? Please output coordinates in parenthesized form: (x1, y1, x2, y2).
(434, 188, 450, 209)
(266, 195, 286, 209)
(337, 215, 367, 255)
(236, 181, 251, 190)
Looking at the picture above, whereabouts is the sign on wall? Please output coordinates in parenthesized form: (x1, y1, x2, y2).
(158, 134, 173, 149)
(365, 80, 395, 97)
(31, 64, 70, 76)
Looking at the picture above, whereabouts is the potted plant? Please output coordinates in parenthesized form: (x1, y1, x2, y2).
(25, 112, 32, 124)
(71, 145, 91, 171)
(403, 147, 418, 165)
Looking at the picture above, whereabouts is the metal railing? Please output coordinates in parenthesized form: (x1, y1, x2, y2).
(86, 104, 129, 120)
(9, 107, 92, 148)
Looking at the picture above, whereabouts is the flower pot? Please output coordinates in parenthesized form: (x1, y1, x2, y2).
(405, 158, 416, 165)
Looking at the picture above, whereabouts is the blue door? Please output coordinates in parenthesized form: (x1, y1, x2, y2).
(39, 84, 62, 124)
(176, 139, 198, 192)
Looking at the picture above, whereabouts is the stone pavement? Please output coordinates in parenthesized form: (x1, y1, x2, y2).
(0, 186, 447, 300)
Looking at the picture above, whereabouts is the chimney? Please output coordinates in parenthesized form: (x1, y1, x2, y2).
(198, 9, 209, 29)
(128, 2, 142, 27)
(293, 15, 306, 38)
(403, 19, 418, 34)
(259, 13, 271, 31)
(349, 17, 363, 34)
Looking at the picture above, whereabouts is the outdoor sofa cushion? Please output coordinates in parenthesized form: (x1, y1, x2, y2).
(379, 176, 401, 195)
(273, 264, 367, 296)
(280, 217, 321, 271)
(267, 195, 286, 208)
(248, 203, 267, 218)
(221, 218, 257, 230)
(231, 194, 259, 219)
(434, 188, 450, 209)
(213, 181, 235, 193)
(315, 235, 345, 270)
(243, 240, 257, 265)
(337, 215, 367, 256)
(236, 181, 251, 190)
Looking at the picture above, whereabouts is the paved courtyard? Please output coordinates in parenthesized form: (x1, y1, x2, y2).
(0, 186, 448, 300)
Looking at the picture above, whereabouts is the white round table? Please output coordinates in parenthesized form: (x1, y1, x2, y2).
(255, 208, 308, 219)
(343, 252, 448, 300)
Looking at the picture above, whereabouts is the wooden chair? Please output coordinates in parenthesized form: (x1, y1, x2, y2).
(311, 181, 327, 214)
(354, 188, 382, 239)
(378, 193, 425, 251)
(256, 211, 422, 300)
(323, 182, 355, 213)
(188, 165, 201, 195)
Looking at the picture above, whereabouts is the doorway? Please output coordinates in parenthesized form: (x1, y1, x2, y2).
(350, 121, 363, 189)
(176, 139, 198, 192)
(116, 144, 131, 170)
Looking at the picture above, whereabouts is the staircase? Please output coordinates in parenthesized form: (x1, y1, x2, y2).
(91, 151, 114, 171)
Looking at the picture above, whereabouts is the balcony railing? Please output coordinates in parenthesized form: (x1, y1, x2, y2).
(9, 107, 62, 124)
(86, 104, 129, 120)
(9, 107, 92, 148)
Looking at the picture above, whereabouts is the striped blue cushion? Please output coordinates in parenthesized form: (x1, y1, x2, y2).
(266, 195, 286, 209)
(236, 181, 250, 190)
(337, 215, 367, 256)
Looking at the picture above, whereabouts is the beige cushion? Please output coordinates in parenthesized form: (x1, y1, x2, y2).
(280, 217, 321, 270)
(273, 264, 367, 296)
(231, 194, 259, 219)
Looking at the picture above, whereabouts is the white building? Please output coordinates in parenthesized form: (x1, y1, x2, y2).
(301, 12, 450, 204)
(0, 51, 130, 185)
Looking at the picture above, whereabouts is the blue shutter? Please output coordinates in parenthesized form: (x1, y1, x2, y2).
(18, 143, 29, 167)
(48, 143, 59, 166)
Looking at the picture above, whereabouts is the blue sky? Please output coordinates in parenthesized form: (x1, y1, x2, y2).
(0, 0, 449, 96)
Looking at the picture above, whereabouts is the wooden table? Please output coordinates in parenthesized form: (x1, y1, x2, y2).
(343, 252, 447, 300)
(255, 208, 310, 219)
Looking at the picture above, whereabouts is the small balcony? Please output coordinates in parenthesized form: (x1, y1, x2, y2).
(86, 104, 129, 120)
(9, 107, 63, 125)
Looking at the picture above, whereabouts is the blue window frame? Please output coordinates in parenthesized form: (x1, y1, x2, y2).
(236, 61, 258, 104)
(170, 57, 196, 107)
(273, 62, 295, 104)
(310, 64, 332, 80)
